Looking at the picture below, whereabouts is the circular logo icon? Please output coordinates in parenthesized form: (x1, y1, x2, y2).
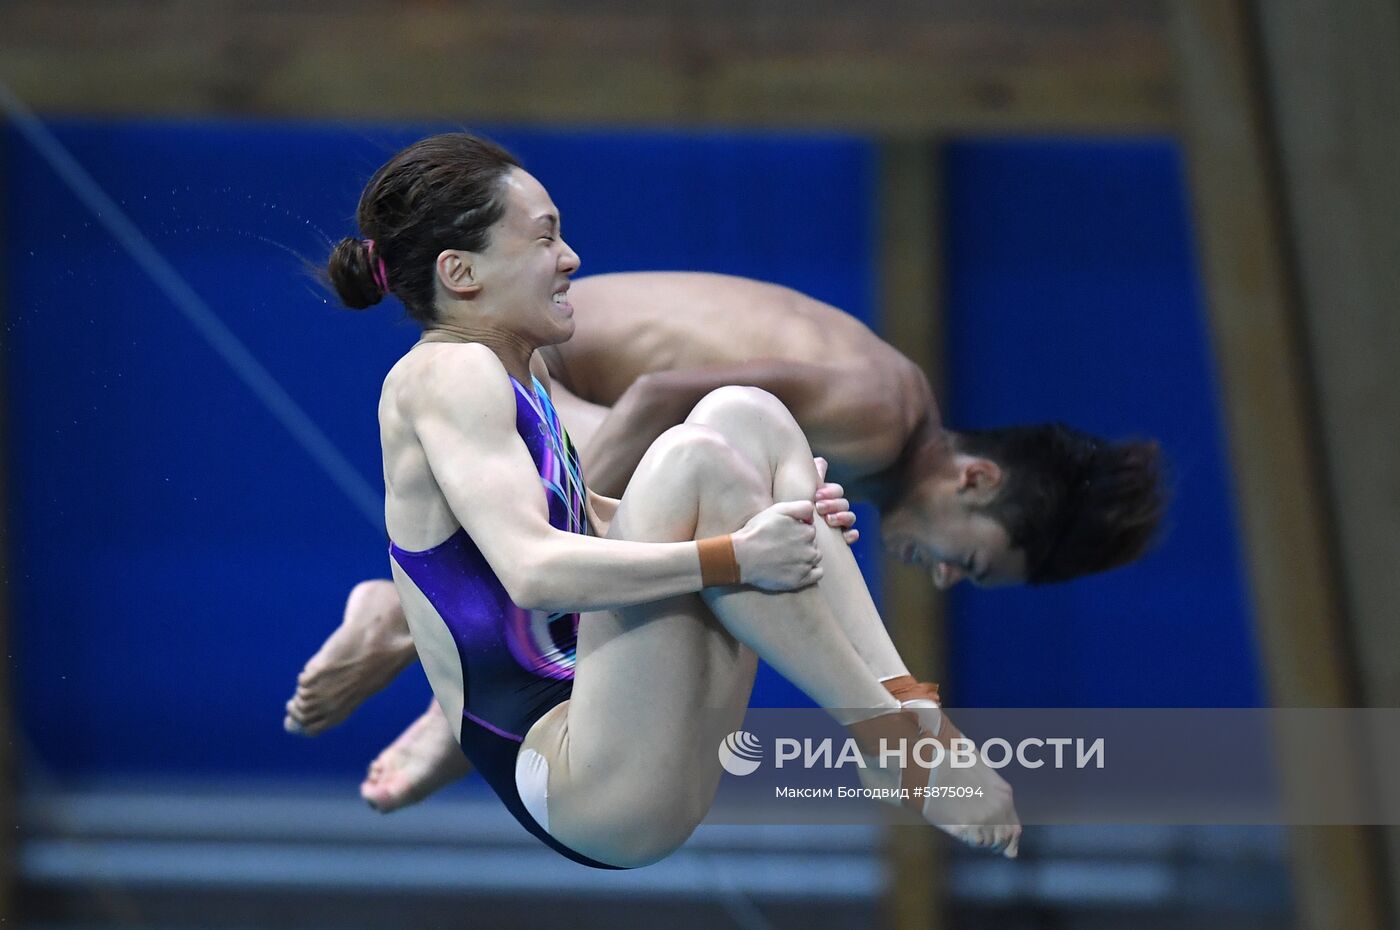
(718, 730, 764, 776)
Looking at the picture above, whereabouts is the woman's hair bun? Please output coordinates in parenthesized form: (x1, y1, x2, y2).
(327, 237, 385, 310)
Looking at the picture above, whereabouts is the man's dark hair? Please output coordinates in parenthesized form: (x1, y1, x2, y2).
(955, 424, 1166, 584)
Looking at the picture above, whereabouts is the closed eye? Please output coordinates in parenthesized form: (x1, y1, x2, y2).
(966, 555, 989, 585)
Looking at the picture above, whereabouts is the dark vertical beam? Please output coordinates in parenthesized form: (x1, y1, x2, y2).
(1167, 3, 1385, 929)
(1253, 1, 1400, 923)
(0, 113, 17, 924)
(878, 137, 948, 930)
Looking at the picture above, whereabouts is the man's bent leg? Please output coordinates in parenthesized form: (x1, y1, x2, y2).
(360, 699, 474, 812)
(284, 580, 417, 736)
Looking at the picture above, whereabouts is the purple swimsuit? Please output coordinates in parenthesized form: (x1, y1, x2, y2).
(390, 375, 620, 869)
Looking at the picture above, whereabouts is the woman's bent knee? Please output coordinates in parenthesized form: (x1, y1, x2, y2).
(685, 387, 808, 478)
(688, 385, 792, 429)
(648, 423, 735, 470)
(643, 425, 767, 497)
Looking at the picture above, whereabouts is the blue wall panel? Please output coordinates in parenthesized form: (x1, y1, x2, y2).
(4, 122, 1262, 785)
(4, 120, 875, 777)
(942, 139, 1261, 708)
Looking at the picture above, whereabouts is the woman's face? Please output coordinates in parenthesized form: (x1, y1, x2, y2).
(470, 168, 581, 345)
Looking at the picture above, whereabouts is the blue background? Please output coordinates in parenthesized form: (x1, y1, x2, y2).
(3, 121, 1257, 781)
(942, 139, 1260, 709)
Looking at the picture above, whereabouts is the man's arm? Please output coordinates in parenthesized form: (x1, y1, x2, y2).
(580, 361, 906, 496)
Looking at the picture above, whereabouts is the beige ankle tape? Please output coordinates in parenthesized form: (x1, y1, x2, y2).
(697, 535, 741, 587)
(846, 709, 937, 799)
(881, 674, 941, 706)
(882, 675, 956, 744)
(846, 708, 921, 756)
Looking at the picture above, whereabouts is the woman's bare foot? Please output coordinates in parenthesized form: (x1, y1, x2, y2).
(284, 580, 419, 736)
(361, 700, 474, 812)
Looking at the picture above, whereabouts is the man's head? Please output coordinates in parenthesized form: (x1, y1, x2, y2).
(882, 424, 1166, 589)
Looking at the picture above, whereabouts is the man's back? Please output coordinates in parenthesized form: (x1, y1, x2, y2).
(553, 272, 908, 404)
(541, 271, 936, 489)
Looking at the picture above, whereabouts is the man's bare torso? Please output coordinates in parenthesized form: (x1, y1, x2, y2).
(536, 272, 936, 494)
(550, 272, 914, 403)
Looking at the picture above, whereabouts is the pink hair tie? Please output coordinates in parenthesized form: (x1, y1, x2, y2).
(363, 238, 390, 295)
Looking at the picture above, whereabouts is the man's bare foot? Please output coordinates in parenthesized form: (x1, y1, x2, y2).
(361, 700, 474, 812)
(284, 580, 418, 736)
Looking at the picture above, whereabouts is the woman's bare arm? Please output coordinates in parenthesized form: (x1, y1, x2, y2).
(401, 344, 818, 613)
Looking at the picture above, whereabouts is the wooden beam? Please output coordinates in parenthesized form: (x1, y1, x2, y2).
(1253, 1, 1400, 924)
(1, 0, 1173, 132)
(878, 138, 947, 930)
(1166, 3, 1385, 929)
